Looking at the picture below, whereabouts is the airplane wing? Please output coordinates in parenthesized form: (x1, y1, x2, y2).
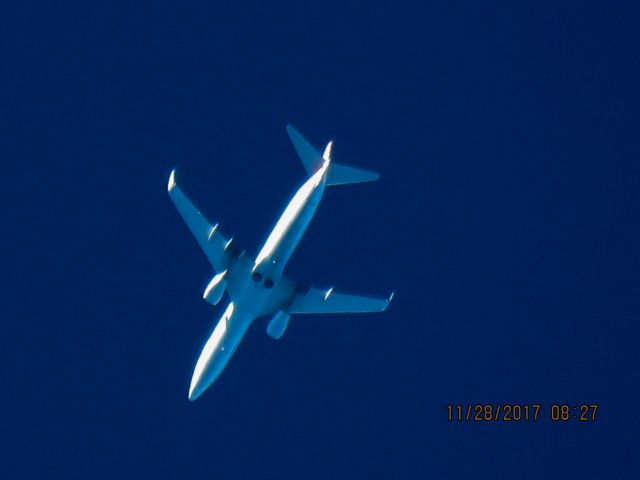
(288, 286, 394, 314)
(167, 170, 234, 272)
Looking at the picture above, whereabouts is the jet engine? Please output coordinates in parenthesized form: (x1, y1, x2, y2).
(202, 270, 228, 306)
(266, 311, 290, 340)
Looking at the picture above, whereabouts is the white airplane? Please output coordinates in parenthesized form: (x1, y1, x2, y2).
(168, 125, 393, 401)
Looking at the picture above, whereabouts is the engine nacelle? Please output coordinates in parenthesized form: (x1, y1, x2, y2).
(266, 311, 290, 340)
(202, 270, 228, 306)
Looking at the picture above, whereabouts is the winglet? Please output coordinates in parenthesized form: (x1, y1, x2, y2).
(168, 169, 177, 192)
(386, 291, 396, 310)
(323, 141, 334, 161)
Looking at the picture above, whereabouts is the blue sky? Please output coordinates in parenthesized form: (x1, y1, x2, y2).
(3, 1, 639, 478)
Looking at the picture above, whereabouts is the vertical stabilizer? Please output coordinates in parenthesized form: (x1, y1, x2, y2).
(286, 124, 380, 185)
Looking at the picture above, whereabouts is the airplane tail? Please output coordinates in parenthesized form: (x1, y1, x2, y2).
(326, 162, 379, 185)
(286, 125, 380, 186)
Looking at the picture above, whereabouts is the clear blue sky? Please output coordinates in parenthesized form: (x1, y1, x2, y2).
(3, 1, 639, 478)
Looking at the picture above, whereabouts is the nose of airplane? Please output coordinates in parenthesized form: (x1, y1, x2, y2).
(188, 349, 225, 401)
(185, 302, 250, 401)
(188, 374, 205, 401)
(188, 336, 221, 401)
(187, 324, 226, 401)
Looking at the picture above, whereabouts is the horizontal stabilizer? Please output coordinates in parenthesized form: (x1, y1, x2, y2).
(286, 125, 323, 175)
(287, 125, 380, 185)
(326, 163, 379, 185)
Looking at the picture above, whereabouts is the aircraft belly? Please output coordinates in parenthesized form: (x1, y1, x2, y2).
(188, 303, 253, 400)
(269, 189, 323, 272)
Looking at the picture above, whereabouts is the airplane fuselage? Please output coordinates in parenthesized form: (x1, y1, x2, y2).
(253, 159, 330, 281)
(188, 159, 330, 400)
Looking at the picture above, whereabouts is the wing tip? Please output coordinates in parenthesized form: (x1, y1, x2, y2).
(168, 169, 177, 192)
(384, 291, 395, 310)
(323, 140, 334, 161)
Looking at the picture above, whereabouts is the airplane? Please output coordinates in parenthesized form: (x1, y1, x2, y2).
(168, 125, 393, 401)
